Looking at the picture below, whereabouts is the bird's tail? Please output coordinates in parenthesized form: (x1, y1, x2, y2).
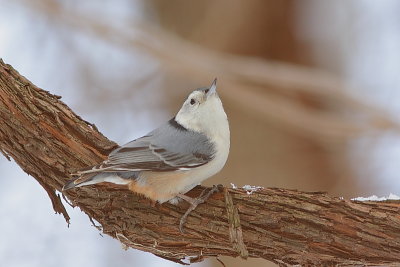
(62, 173, 99, 191)
(62, 172, 132, 191)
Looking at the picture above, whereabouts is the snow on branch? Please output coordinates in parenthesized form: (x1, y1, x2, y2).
(352, 193, 400, 202)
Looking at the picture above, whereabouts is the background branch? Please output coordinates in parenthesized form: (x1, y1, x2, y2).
(1, 60, 400, 266)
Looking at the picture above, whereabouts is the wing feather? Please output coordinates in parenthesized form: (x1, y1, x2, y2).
(75, 119, 215, 175)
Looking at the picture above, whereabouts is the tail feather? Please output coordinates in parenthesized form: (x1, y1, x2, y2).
(62, 180, 76, 191)
(62, 172, 134, 191)
(62, 173, 97, 191)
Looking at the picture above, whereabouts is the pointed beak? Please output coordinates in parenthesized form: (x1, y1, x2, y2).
(207, 78, 217, 97)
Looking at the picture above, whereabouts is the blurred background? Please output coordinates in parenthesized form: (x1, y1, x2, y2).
(1, 0, 400, 266)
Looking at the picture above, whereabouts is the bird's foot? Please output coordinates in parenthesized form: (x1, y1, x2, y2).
(177, 185, 221, 233)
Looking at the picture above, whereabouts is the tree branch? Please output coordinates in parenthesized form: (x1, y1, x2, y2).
(1, 59, 400, 266)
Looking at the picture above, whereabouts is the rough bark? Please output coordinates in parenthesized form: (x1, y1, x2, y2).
(1, 59, 400, 266)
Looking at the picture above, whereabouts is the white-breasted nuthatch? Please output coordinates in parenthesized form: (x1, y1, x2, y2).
(63, 79, 230, 231)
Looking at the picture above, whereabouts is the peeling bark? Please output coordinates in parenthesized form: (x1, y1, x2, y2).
(1, 59, 400, 266)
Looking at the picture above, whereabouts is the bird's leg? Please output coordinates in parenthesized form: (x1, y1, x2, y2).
(177, 185, 220, 233)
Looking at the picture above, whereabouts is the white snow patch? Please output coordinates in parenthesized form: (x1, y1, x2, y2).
(242, 185, 264, 195)
(388, 193, 400, 200)
(229, 183, 263, 194)
(352, 193, 400, 202)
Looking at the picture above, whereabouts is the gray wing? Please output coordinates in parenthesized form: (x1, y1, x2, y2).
(78, 118, 215, 174)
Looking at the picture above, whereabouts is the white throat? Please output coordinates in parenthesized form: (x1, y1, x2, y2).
(176, 96, 228, 135)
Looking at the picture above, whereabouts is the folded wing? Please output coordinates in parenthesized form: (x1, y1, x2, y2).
(75, 119, 216, 175)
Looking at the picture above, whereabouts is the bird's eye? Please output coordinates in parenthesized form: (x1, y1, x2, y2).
(204, 89, 209, 94)
(190, 99, 196, 105)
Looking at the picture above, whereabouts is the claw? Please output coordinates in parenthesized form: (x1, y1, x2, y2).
(177, 185, 220, 233)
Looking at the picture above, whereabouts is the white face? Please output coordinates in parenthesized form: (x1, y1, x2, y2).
(175, 86, 228, 136)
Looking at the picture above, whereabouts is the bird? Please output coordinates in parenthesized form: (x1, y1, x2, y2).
(63, 79, 230, 232)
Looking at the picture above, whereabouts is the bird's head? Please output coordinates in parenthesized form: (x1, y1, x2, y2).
(175, 79, 228, 136)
